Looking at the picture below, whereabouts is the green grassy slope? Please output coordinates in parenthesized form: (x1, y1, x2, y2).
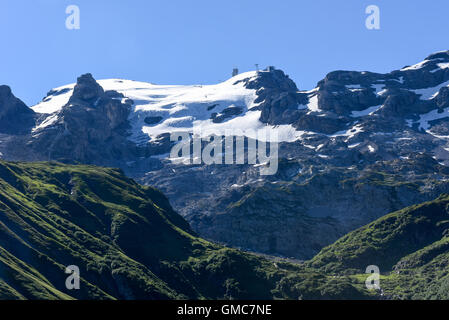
(0, 161, 372, 300)
(308, 194, 449, 299)
(6, 160, 448, 300)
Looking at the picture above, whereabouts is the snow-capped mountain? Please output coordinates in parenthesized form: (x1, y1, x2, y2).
(1, 50, 449, 259)
(11, 50, 449, 160)
(31, 71, 301, 144)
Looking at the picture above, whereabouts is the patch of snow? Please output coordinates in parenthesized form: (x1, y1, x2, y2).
(417, 107, 449, 131)
(346, 84, 364, 92)
(350, 105, 382, 117)
(32, 114, 59, 132)
(430, 63, 449, 73)
(31, 84, 75, 114)
(391, 76, 405, 84)
(302, 87, 319, 94)
(401, 60, 428, 71)
(195, 111, 307, 142)
(371, 84, 385, 96)
(348, 142, 361, 149)
(306, 94, 320, 112)
(413, 80, 449, 100)
(330, 124, 364, 141)
(303, 144, 316, 150)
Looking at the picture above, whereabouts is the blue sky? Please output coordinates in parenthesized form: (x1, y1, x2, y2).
(0, 0, 448, 105)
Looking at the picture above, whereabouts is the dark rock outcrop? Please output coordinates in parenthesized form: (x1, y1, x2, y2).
(144, 116, 163, 125)
(240, 68, 307, 125)
(68, 73, 105, 104)
(211, 106, 243, 123)
(0, 85, 35, 134)
(29, 73, 135, 163)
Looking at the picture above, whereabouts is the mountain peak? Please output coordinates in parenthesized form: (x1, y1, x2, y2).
(0, 85, 35, 134)
(68, 73, 105, 104)
(424, 50, 449, 61)
(242, 67, 298, 92)
(0, 84, 12, 97)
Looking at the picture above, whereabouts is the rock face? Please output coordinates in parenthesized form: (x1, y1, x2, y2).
(2, 51, 449, 260)
(27, 74, 137, 164)
(0, 85, 35, 134)
(244, 69, 308, 125)
(145, 153, 449, 259)
(69, 73, 105, 103)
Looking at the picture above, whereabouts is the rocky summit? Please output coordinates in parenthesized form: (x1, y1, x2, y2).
(0, 85, 35, 135)
(1, 51, 449, 260)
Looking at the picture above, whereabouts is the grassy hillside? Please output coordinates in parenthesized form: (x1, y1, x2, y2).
(308, 194, 449, 299)
(4, 160, 448, 300)
(0, 161, 372, 300)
